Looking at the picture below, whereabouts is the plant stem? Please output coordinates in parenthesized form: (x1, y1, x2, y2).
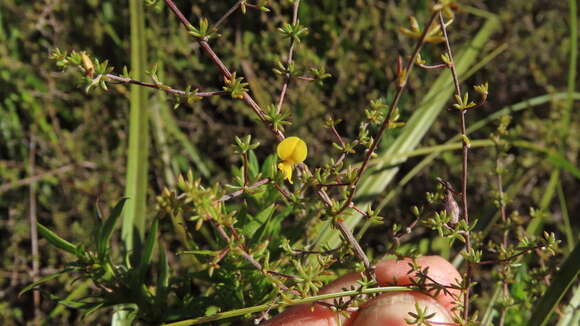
(212, 1, 243, 31)
(218, 178, 271, 202)
(276, 0, 300, 113)
(478, 245, 547, 265)
(495, 141, 509, 326)
(438, 11, 472, 321)
(105, 74, 226, 97)
(333, 10, 440, 217)
(162, 286, 412, 326)
(28, 128, 41, 325)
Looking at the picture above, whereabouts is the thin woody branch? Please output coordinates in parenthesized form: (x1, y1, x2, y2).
(218, 178, 271, 202)
(478, 245, 547, 266)
(438, 11, 473, 321)
(276, 0, 301, 113)
(333, 10, 440, 217)
(105, 73, 226, 97)
(212, 1, 243, 31)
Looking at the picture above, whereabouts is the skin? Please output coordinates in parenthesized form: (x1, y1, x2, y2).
(261, 256, 461, 326)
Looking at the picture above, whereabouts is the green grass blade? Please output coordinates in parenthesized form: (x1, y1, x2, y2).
(529, 243, 580, 326)
(561, 0, 577, 151)
(557, 183, 575, 253)
(556, 285, 580, 326)
(511, 140, 580, 180)
(122, 0, 149, 251)
(116, 1, 148, 325)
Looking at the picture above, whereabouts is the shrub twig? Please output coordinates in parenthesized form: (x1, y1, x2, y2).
(105, 73, 226, 97)
(334, 10, 440, 217)
(438, 11, 473, 321)
(276, 0, 301, 113)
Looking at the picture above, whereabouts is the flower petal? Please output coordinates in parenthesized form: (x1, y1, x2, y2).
(290, 138, 307, 163)
(278, 161, 294, 184)
(277, 137, 307, 163)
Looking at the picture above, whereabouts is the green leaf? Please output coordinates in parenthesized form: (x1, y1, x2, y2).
(261, 154, 277, 179)
(242, 204, 276, 239)
(19, 269, 73, 297)
(248, 150, 260, 179)
(156, 243, 169, 304)
(251, 208, 288, 244)
(48, 280, 90, 319)
(81, 303, 106, 319)
(122, 0, 149, 253)
(137, 218, 159, 280)
(37, 223, 77, 255)
(529, 243, 580, 326)
(98, 198, 129, 259)
(39, 290, 108, 312)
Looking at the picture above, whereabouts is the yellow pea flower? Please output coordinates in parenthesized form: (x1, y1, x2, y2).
(277, 136, 308, 184)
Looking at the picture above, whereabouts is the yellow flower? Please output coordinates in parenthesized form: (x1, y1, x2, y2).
(277, 136, 307, 184)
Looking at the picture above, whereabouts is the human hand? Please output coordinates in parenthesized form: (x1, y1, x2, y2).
(261, 256, 461, 326)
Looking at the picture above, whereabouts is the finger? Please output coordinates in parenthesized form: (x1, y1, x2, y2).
(260, 303, 340, 326)
(375, 255, 461, 310)
(260, 273, 363, 326)
(350, 292, 453, 326)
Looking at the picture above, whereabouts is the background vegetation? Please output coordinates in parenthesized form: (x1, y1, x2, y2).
(0, 0, 578, 325)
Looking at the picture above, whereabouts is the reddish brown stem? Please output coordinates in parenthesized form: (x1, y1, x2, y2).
(218, 178, 271, 202)
(333, 10, 440, 218)
(212, 1, 243, 30)
(438, 11, 472, 321)
(478, 245, 546, 265)
(276, 0, 301, 113)
(105, 73, 225, 97)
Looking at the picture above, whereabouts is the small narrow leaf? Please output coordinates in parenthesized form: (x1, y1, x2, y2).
(98, 198, 129, 258)
(19, 269, 73, 297)
(37, 223, 77, 255)
(156, 244, 169, 303)
(137, 218, 159, 279)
